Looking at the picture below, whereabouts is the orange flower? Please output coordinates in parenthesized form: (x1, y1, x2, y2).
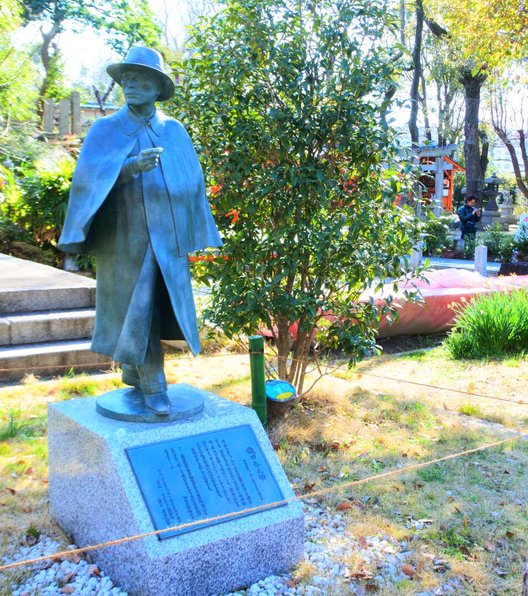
(343, 177, 357, 192)
(226, 209, 240, 224)
(188, 254, 225, 263)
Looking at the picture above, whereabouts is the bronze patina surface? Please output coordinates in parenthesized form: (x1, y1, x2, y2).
(59, 47, 222, 418)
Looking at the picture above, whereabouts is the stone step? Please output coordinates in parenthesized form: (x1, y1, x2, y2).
(0, 286, 96, 314)
(0, 308, 95, 346)
(0, 254, 96, 314)
(0, 340, 112, 383)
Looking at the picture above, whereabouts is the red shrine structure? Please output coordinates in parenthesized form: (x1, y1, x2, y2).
(415, 144, 465, 213)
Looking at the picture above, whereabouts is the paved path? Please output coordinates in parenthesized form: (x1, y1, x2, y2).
(0, 253, 95, 291)
(426, 256, 501, 275)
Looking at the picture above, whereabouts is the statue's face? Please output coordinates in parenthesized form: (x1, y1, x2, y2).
(121, 69, 161, 109)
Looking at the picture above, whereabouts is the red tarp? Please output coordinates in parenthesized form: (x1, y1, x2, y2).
(375, 269, 528, 337)
(260, 269, 528, 341)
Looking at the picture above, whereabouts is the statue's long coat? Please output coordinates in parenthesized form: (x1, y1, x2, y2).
(58, 106, 222, 362)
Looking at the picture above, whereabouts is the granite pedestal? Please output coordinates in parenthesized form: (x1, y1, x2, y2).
(48, 385, 304, 595)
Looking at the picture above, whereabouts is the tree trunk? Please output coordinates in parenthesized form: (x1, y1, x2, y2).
(399, 0, 406, 46)
(275, 316, 291, 379)
(479, 129, 489, 177)
(408, 0, 424, 147)
(437, 82, 446, 146)
(459, 67, 487, 200)
(420, 72, 432, 142)
(37, 22, 61, 118)
(519, 129, 528, 177)
(92, 81, 116, 116)
(494, 127, 528, 199)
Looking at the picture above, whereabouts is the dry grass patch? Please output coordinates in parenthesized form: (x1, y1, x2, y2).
(335, 346, 528, 430)
(269, 355, 528, 594)
(0, 352, 254, 594)
(1, 348, 528, 594)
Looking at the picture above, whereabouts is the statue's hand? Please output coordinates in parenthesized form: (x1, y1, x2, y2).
(135, 147, 164, 172)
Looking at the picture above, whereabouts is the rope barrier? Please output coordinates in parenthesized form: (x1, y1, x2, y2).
(1, 430, 526, 573)
(350, 369, 528, 406)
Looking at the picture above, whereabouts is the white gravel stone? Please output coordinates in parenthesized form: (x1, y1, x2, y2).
(4, 502, 466, 595)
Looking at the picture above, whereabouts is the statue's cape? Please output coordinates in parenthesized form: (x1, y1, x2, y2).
(58, 106, 222, 255)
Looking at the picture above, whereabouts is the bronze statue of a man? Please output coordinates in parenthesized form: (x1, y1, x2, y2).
(59, 47, 222, 415)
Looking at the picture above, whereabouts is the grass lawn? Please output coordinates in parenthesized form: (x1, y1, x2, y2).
(1, 347, 528, 594)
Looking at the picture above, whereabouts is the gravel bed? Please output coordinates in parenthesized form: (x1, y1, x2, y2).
(4, 503, 464, 595)
(4, 536, 125, 596)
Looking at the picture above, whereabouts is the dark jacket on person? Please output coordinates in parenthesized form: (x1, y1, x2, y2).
(58, 106, 222, 361)
(457, 204, 481, 235)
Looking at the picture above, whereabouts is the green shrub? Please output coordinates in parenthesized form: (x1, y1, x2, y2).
(0, 158, 99, 271)
(0, 157, 74, 266)
(476, 224, 515, 263)
(73, 253, 97, 273)
(174, 0, 422, 393)
(0, 219, 57, 265)
(16, 157, 74, 245)
(499, 237, 516, 263)
(462, 234, 475, 259)
(458, 403, 483, 417)
(422, 214, 456, 256)
(445, 290, 528, 359)
(513, 217, 528, 260)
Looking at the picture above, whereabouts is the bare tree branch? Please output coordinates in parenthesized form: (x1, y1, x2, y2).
(424, 17, 448, 37)
(491, 89, 528, 200)
(519, 129, 528, 176)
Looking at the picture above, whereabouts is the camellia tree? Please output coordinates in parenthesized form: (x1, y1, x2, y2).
(173, 0, 421, 395)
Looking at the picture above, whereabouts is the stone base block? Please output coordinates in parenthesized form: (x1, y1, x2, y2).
(480, 210, 503, 229)
(48, 385, 304, 595)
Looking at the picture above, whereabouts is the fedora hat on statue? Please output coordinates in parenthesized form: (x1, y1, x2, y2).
(107, 46, 175, 102)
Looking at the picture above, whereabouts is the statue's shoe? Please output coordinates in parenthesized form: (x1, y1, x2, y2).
(121, 366, 140, 390)
(144, 391, 171, 415)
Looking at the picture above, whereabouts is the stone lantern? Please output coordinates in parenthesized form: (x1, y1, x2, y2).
(480, 172, 504, 228)
(483, 173, 503, 209)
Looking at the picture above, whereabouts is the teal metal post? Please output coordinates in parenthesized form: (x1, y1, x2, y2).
(249, 335, 267, 426)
